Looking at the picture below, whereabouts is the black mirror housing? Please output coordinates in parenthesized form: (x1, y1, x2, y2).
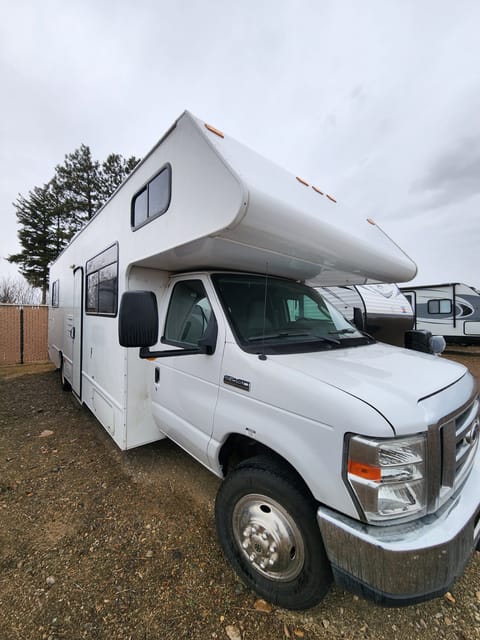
(353, 307, 365, 332)
(118, 291, 159, 347)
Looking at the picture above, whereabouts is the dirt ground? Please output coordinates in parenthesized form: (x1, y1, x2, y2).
(1, 351, 479, 640)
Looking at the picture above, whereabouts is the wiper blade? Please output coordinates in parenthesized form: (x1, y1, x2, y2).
(248, 331, 340, 345)
(328, 328, 356, 335)
(248, 331, 311, 341)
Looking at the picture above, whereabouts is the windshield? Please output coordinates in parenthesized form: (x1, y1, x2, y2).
(212, 273, 372, 354)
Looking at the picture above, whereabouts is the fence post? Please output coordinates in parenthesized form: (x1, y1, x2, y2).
(19, 307, 24, 364)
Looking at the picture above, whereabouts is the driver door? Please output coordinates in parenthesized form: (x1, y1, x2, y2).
(151, 278, 223, 465)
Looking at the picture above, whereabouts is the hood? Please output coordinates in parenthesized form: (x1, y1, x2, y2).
(268, 342, 467, 434)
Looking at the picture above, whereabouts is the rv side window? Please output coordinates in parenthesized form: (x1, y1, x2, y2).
(163, 280, 213, 348)
(131, 164, 171, 229)
(51, 280, 59, 307)
(85, 243, 119, 316)
(427, 299, 452, 314)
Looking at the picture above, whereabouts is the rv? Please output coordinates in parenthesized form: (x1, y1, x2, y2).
(318, 283, 413, 347)
(401, 283, 480, 344)
(49, 112, 480, 610)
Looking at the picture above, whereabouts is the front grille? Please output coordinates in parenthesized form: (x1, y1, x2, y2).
(435, 396, 479, 509)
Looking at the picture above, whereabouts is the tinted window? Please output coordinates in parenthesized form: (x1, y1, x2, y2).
(149, 170, 170, 218)
(132, 188, 148, 227)
(164, 280, 213, 348)
(131, 164, 171, 229)
(86, 243, 118, 316)
(86, 272, 99, 312)
(212, 273, 365, 354)
(51, 280, 59, 307)
(428, 299, 452, 315)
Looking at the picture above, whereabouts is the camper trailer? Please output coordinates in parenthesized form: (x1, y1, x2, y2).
(49, 112, 480, 610)
(401, 283, 480, 344)
(318, 283, 413, 347)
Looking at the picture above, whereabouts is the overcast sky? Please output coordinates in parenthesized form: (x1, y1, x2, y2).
(1, 0, 479, 287)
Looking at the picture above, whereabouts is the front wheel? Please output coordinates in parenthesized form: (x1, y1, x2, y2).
(215, 456, 332, 610)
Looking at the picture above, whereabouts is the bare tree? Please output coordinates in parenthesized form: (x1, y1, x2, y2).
(0, 275, 42, 304)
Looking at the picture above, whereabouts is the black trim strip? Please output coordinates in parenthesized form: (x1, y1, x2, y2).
(223, 375, 250, 392)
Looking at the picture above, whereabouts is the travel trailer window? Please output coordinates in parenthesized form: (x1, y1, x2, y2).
(51, 280, 59, 307)
(163, 280, 213, 348)
(428, 299, 452, 315)
(85, 243, 119, 316)
(131, 164, 171, 229)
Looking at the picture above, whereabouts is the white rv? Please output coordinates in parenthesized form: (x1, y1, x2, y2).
(401, 283, 480, 344)
(49, 112, 480, 610)
(318, 284, 413, 347)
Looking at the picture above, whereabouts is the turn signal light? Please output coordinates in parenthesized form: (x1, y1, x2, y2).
(348, 460, 381, 481)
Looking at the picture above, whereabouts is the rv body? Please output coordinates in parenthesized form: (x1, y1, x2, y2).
(49, 112, 480, 610)
(318, 283, 413, 346)
(401, 283, 480, 344)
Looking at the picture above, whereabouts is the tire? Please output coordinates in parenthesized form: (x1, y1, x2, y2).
(215, 456, 332, 610)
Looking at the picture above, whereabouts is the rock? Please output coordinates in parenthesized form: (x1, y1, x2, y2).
(322, 619, 330, 628)
(475, 591, 480, 602)
(145, 550, 153, 558)
(39, 430, 54, 438)
(46, 576, 55, 586)
(293, 630, 304, 638)
(444, 616, 453, 626)
(444, 591, 456, 604)
(283, 623, 291, 638)
(254, 598, 272, 613)
(225, 624, 242, 640)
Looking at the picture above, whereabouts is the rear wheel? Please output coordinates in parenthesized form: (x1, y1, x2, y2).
(215, 456, 332, 610)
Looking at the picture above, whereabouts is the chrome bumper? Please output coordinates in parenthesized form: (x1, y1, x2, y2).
(317, 454, 480, 605)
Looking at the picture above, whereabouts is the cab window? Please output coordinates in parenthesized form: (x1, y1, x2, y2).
(164, 280, 213, 348)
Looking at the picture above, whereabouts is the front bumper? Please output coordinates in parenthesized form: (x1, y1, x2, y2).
(317, 453, 480, 606)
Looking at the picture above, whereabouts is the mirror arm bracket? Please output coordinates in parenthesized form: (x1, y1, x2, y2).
(139, 346, 204, 359)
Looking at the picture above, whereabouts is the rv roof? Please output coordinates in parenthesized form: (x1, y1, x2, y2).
(51, 111, 418, 287)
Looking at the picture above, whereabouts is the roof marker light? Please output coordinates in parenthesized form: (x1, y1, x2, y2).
(367, 218, 376, 225)
(296, 177, 309, 187)
(326, 194, 337, 203)
(205, 123, 225, 138)
(312, 186, 324, 195)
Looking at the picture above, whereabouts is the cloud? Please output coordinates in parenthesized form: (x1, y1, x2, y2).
(412, 135, 480, 208)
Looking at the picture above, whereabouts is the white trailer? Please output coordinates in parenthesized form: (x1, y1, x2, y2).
(401, 283, 480, 344)
(318, 283, 413, 347)
(49, 111, 480, 610)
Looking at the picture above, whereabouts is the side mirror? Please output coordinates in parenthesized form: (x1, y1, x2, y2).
(353, 307, 365, 332)
(118, 291, 159, 348)
(197, 314, 218, 355)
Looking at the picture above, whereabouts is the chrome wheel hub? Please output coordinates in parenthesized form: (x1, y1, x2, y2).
(232, 493, 304, 581)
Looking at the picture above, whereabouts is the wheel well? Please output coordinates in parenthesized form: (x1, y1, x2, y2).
(218, 434, 315, 502)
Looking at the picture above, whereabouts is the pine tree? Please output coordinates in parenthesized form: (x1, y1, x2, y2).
(54, 144, 102, 234)
(9, 146, 140, 301)
(8, 183, 62, 303)
(100, 153, 140, 203)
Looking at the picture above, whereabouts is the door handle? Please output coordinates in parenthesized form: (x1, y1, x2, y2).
(154, 367, 160, 384)
(70, 327, 75, 339)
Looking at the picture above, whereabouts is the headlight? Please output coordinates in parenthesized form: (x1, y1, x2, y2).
(346, 434, 427, 524)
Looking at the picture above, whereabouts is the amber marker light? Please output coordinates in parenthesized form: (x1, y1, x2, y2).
(367, 218, 376, 225)
(326, 194, 337, 203)
(312, 186, 324, 195)
(204, 123, 225, 138)
(296, 177, 309, 186)
(348, 460, 381, 481)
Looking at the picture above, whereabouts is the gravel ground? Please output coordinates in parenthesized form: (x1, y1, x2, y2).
(0, 352, 479, 640)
